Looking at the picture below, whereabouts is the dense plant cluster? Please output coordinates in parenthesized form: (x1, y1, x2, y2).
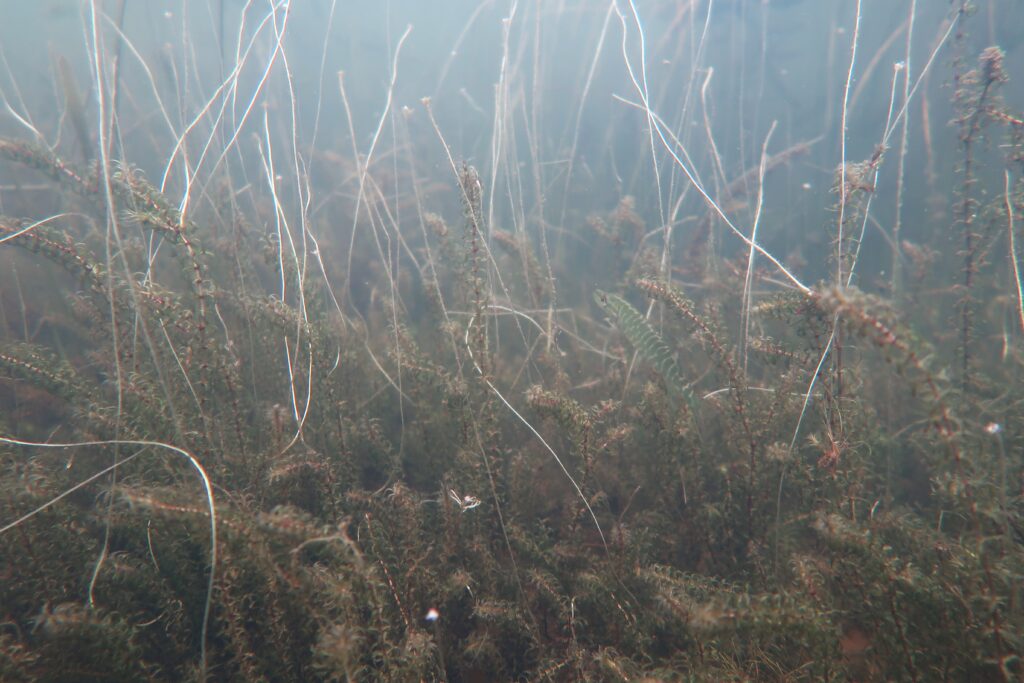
(1, 2, 1023, 681)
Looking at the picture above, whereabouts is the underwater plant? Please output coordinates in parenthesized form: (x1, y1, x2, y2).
(0, 1, 1022, 681)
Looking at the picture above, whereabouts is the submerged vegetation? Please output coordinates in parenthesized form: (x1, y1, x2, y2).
(0, 1, 1023, 681)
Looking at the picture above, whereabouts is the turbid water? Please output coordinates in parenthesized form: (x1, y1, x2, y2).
(1, 1, 1023, 680)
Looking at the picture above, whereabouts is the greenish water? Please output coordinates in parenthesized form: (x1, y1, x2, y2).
(1, 1, 1023, 681)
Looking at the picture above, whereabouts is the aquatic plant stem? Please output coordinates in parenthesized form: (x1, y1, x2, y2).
(613, 0, 668, 275)
(836, 0, 862, 287)
(0, 435, 216, 682)
(464, 314, 608, 553)
(1008, 171, 1024, 336)
(740, 121, 776, 377)
(892, 0, 917, 296)
(777, 5, 963, 573)
(613, 95, 810, 295)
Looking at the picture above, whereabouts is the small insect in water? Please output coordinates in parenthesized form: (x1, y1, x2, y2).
(448, 489, 481, 512)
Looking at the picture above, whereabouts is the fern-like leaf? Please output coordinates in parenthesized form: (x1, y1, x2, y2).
(594, 290, 696, 410)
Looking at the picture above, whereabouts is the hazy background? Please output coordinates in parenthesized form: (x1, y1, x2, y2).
(2, 0, 1023, 296)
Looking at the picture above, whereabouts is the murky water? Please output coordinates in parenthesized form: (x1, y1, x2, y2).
(1, 2, 1023, 681)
